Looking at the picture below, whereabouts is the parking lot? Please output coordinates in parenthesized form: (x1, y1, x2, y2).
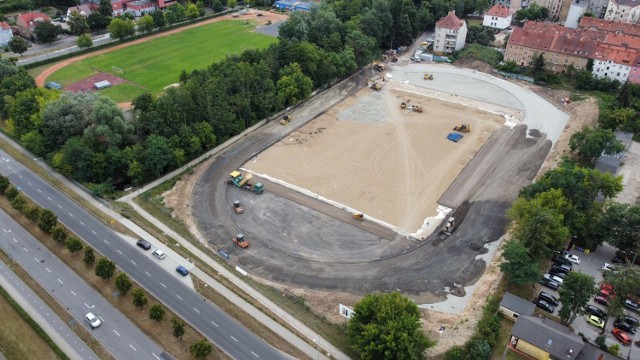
(537, 244, 640, 358)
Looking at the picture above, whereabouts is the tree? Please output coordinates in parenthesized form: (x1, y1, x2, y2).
(66, 237, 84, 253)
(77, 34, 93, 49)
(38, 209, 57, 234)
(84, 247, 96, 265)
(99, 0, 114, 16)
(131, 288, 148, 308)
(10, 195, 27, 212)
(88, 12, 111, 32)
(465, 25, 495, 46)
(601, 265, 640, 317)
(68, 11, 90, 35)
(227, 0, 237, 9)
(149, 303, 165, 321)
(137, 14, 155, 33)
(52, 226, 68, 243)
(171, 317, 186, 338)
(5, 186, 18, 201)
(558, 272, 596, 325)
(598, 203, 640, 253)
(0, 176, 9, 194)
(95, 257, 116, 279)
(151, 11, 166, 28)
(212, 0, 223, 12)
(569, 126, 625, 166)
(499, 240, 541, 285)
(190, 338, 213, 358)
(25, 205, 41, 222)
(531, 52, 545, 73)
(277, 63, 313, 107)
(34, 21, 61, 43)
(115, 272, 132, 294)
(515, 3, 549, 21)
(347, 292, 433, 360)
(8, 37, 29, 56)
(108, 18, 136, 40)
(186, 3, 200, 19)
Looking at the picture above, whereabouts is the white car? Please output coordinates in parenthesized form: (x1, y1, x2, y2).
(85, 312, 101, 329)
(152, 248, 166, 260)
(602, 263, 617, 271)
(564, 254, 581, 264)
(543, 273, 564, 284)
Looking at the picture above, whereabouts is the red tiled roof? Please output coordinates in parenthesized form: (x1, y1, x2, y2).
(610, 0, 640, 8)
(579, 16, 640, 37)
(0, 21, 10, 30)
(486, 5, 510, 18)
(508, 22, 604, 58)
(436, 11, 464, 30)
(593, 43, 640, 66)
(18, 12, 52, 24)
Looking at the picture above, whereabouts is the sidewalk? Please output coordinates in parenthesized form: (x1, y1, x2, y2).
(0, 258, 96, 360)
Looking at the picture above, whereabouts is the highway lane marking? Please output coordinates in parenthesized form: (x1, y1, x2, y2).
(12, 238, 17, 243)
(91, 230, 96, 235)
(193, 307, 200, 314)
(129, 344, 136, 351)
(70, 290, 76, 296)
(116, 249, 122, 254)
(79, 221, 85, 226)
(113, 330, 120, 336)
(131, 260, 136, 265)
(176, 294, 183, 300)
(84, 303, 90, 309)
(145, 271, 151, 276)
(251, 351, 259, 358)
(152, 353, 161, 360)
(34, 257, 39, 262)
(103, 239, 109, 244)
(57, 279, 63, 284)
(18, 175, 22, 179)
(27, 182, 32, 186)
(211, 321, 219, 327)
(45, 268, 51, 273)
(230, 335, 238, 342)
(37, 189, 42, 193)
(23, 248, 28, 253)
(57, 204, 62, 208)
(47, 196, 52, 200)
(160, 283, 167, 288)
(68, 212, 74, 217)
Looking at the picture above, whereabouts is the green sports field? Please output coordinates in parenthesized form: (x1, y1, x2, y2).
(46, 20, 277, 101)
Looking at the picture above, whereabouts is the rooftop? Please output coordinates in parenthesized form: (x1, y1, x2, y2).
(579, 16, 640, 36)
(500, 292, 536, 316)
(512, 316, 584, 360)
(436, 10, 465, 30)
(18, 12, 52, 25)
(610, 0, 640, 8)
(0, 21, 10, 30)
(486, 4, 511, 18)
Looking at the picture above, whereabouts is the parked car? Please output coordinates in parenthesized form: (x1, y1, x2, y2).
(152, 249, 166, 260)
(539, 277, 560, 290)
(625, 299, 640, 313)
(176, 265, 189, 276)
(587, 315, 605, 329)
(538, 292, 560, 307)
(85, 312, 101, 329)
(585, 304, 607, 319)
(602, 263, 617, 272)
(533, 299, 555, 313)
(543, 273, 564, 284)
(611, 328, 632, 346)
(601, 283, 615, 293)
(621, 315, 639, 327)
(553, 258, 573, 269)
(612, 256, 626, 264)
(136, 239, 151, 250)
(594, 296, 609, 306)
(550, 264, 571, 274)
(599, 288, 614, 299)
(549, 270, 566, 279)
(564, 254, 581, 264)
(614, 320, 636, 334)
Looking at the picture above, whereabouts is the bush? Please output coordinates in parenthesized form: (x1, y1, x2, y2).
(24, 205, 41, 221)
(52, 226, 68, 243)
(38, 209, 57, 234)
(84, 247, 96, 265)
(149, 303, 165, 321)
(5, 186, 19, 201)
(10, 195, 27, 212)
(595, 335, 607, 350)
(115, 273, 132, 294)
(0, 176, 9, 194)
(66, 237, 83, 253)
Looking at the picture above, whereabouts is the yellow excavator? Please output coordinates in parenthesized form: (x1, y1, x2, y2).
(453, 124, 471, 133)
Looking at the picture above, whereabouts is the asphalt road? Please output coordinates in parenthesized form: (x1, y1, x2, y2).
(0, 211, 162, 360)
(0, 152, 287, 359)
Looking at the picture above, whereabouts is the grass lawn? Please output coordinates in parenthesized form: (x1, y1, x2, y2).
(46, 20, 277, 100)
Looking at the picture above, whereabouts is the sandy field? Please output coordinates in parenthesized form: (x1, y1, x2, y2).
(244, 82, 506, 233)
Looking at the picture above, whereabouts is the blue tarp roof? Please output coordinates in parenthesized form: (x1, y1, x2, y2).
(447, 133, 463, 142)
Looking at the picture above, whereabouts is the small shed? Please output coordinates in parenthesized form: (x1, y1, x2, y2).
(44, 81, 62, 90)
(94, 80, 112, 90)
(499, 292, 535, 321)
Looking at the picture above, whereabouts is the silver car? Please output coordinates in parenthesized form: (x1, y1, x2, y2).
(152, 248, 166, 260)
(85, 312, 101, 329)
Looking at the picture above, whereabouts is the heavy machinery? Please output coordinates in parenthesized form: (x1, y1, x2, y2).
(453, 124, 471, 133)
(424, 73, 434, 80)
(412, 105, 423, 113)
(401, 101, 407, 109)
(441, 217, 455, 235)
(353, 213, 364, 221)
(233, 233, 249, 248)
(227, 171, 264, 194)
(372, 62, 385, 72)
(370, 82, 382, 91)
(233, 200, 243, 214)
(280, 114, 291, 125)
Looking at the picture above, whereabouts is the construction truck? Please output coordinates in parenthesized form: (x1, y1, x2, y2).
(227, 171, 264, 194)
(441, 217, 455, 235)
(233, 233, 249, 248)
(372, 62, 385, 72)
(280, 114, 291, 125)
(233, 200, 243, 214)
(353, 213, 364, 221)
(453, 124, 471, 133)
(424, 73, 433, 80)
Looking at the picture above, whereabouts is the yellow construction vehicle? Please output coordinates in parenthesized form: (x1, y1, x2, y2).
(370, 82, 382, 91)
(353, 213, 364, 221)
(280, 114, 290, 125)
(453, 124, 471, 133)
(372, 62, 385, 72)
(233, 200, 243, 214)
(233, 233, 249, 248)
(424, 73, 434, 80)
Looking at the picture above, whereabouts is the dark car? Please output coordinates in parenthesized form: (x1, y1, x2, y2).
(621, 315, 639, 327)
(549, 271, 566, 279)
(540, 277, 560, 290)
(612, 256, 627, 264)
(553, 257, 573, 268)
(533, 299, 555, 313)
(585, 304, 607, 319)
(136, 239, 151, 250)
(594, 296, 609, 306)
(550, 264, 571, 274)
(176, 265, 189, 276)
(614, 320, 636, 334)
(538, 292, 560, 307)
(625, 299, 640, 312)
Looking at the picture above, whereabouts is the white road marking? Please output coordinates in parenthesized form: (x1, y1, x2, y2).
(160, 283, 167, 288)
(12, 238, 17, 243)
(84, 303, 90, 309)
(23, 248, 28, 253)
(57, 279, 63, 284)
(103, 239, 109, 244)
(116, 249, 122, 254)
(18, 175, 22, 179)
(79, 221, 85, 226)
(131, 260, 136, 265)
(47, 196, 52, 200)
(27, 182, 32, 186)
(34, 257, 39, 262)
(45, 268, 51, 273)
(251, 351, 259, 358)
(68, 212, 74, 217)
(91, 230, 96, 235)
(230, 335, 238, 342)
(152, 354, 161, 360)
(176, 294, 183, 300)
(70, 290, 76, 296)
(57, 204, 62, 208)
(129, 344, 136, 351)
(37, 189, 42, 193)
(211, 321, 219, 327)
(113, 330, 120, 336)
(193, 307, 200, 314)
(145, 271, 151, 276)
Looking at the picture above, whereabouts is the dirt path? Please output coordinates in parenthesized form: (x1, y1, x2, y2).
(34, 10, 287, 87)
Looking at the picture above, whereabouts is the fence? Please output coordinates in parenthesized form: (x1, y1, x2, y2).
(493, 70, 534, 83)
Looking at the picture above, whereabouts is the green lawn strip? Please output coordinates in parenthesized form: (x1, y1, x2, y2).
(97, 84, 147, 103)
(47, 21, 277, 95)
(0, 282, 68, 360)
(45, 62, 96, 86)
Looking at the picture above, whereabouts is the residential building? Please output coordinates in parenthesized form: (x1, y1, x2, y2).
(15, 12, 52, 39)
(483, 5, 513, 29)
(434, 11, 467, 55)
(108, 0, 173, 16)
(508, 316, 619, 360)
(565, 0, 588, 28)
(604, 0, 640, 23)
(66, 4, 94, 18)
(125, 0, 157, 16)
(274, 0, 313, 12)
(580, 15, 640, 35)
(0, 21, 13, 47)
(498, 293, 535, 321)
(586, 0, 609, 18)
(592, 42, 640, 82)
(533, 0, 565, 20)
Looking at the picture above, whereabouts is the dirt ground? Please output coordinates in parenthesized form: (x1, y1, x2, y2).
(65, 72, 130, 92)
(244, 85, 506, 234)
